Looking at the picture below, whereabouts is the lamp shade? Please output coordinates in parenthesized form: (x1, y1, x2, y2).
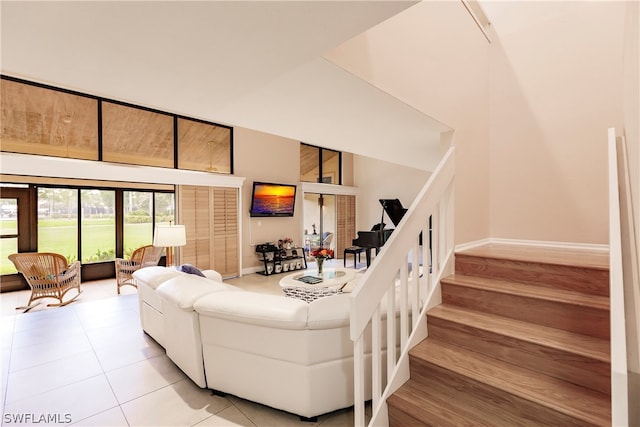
(153, 224, 187, 247)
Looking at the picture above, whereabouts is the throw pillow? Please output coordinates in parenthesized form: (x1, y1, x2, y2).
(177, 264, 205, 277)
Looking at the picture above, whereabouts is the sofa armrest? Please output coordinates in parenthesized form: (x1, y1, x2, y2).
(201, 269, 223, 282)
(307, 293, 351, 329)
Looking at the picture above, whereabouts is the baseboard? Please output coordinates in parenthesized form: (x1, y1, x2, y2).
(455, 238, 609, 253)
(454, 238, 492, 252)
(242, 266, 265, 276)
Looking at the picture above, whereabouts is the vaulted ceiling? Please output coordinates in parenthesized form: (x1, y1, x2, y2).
(1, 1, 449, 171)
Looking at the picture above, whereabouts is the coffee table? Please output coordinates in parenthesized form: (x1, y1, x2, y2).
(279, 267, 357, 290)
(279, 267, 357, 303)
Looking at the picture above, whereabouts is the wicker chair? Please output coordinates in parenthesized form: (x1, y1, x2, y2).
(8, 252, 82, 312)
(115, 245, 163, 294)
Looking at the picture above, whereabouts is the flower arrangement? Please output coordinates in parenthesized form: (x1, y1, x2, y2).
(311, 247, 334, 259)
(311, 247, 333, 275)
(283, 237, 293, 244)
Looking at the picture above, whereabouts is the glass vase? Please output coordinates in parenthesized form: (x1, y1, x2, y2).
(317, 257, 325, 276)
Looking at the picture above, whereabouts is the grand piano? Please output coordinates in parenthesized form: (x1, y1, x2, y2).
(352, 199, 407, 267)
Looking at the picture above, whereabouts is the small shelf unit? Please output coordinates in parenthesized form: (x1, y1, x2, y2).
(255, 244, 308, 276)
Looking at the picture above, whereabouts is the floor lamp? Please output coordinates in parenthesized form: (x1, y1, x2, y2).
(153, 224, 186, 267)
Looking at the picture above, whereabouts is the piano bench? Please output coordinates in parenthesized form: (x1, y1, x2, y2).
(344, 246, 366, 268)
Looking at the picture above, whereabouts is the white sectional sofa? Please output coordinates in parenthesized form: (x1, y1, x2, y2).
(131, 266, 387, 420)
(134, 266, 182, 346)
(133, 266, 224, 347)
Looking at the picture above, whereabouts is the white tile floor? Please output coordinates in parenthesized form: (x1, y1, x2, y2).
(0, 261, 370, 426)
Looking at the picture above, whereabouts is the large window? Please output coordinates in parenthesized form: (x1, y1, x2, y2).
(0, 78, 99, 160)
(102, 102, 174, 168)
(154, 193, 175, 226)
(1, 76, 233, 174)
(122, 191, 175, 258)
(81, 189, 115, 263)
(0, 197, 18, 274)
(1, 185, 31, 284)
(153, 192, 176, 261)
(31, 185, 173, 265)
(2, 180, 175, 288)
(37, 188, 79, 261)
(177, 118, 232, 173)
(303, 193, 336, 252)
(322, 150, 340, 184)
(300, 143, 341, 184)
(124, 191, 153, 258)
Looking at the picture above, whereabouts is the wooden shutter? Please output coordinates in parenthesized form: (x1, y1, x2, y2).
(178, 185, 239, 277)
(195, 186, 212, 268)
(180, 186, 211, 268)
(336, 195, 356, 258)
(212, 187, 239, 277)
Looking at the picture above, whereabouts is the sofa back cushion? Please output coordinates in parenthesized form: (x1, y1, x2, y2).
(194, 291, 309, 329)
(158, 275, 240, 309)
(133, 266, 182, 290)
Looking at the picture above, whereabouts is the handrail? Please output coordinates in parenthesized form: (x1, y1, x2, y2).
(350, 146, 456, 426)
(608, 128, 639, 427)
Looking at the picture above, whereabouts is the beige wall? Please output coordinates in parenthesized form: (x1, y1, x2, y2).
(341, 152, 355, 187)
(353, 155, 429, 232)
(233, 126, 421, 269)
(489, 2, 626, 245)
(327, 1, 631, 247)
(324, 1, 491, 245)
(233, 127, 374, 270)
(233, 127, 303, 270)
(623, 1, 639, 256)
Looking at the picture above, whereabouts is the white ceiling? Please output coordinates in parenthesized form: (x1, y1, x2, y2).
(1, 0, 450, 171)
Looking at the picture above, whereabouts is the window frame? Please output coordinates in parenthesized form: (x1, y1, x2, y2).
(0, 75, 234, 174)
(300, 143, 342, 185)
(1, 180, 175, 284)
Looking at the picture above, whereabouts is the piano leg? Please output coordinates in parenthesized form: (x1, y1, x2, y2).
(365, 248, 372, 267)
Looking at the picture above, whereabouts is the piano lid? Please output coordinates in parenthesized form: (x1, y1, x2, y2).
(379, 199, 407, 227)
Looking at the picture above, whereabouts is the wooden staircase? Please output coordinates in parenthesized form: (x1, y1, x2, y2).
(387, 243, 611, 426)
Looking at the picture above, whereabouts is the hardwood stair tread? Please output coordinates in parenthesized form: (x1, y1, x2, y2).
(457, 243, 609, 270)
(443, 273, 609, 310)
(428, 304, 610, 362)
(388, 379, 543, 427)
(389, 244, 612, 427)
(410, 338, 611, 426)
(388, 379, 486, 426)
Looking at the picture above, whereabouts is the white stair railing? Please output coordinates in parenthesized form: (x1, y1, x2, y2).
(608, 128, 639, 427)
(350, 147, 456, 427)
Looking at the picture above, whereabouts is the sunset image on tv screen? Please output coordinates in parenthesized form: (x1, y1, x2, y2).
(252, 184, 295, 215)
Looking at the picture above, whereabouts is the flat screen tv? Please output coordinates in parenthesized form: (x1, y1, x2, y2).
(249, 181, 297, 217)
